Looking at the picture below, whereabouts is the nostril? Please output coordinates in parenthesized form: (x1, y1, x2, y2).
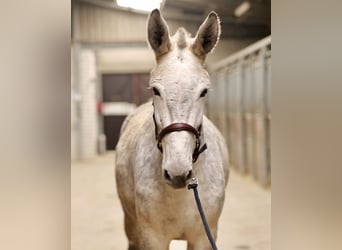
(164, 170, 171, 181)
(186, 170, 193, 180)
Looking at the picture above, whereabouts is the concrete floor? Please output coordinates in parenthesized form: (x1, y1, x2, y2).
(72, 152, 270, 250)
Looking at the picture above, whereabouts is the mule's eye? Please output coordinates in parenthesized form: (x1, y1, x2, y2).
(200, 89, 208, 98)
(152, 87, 160, 96)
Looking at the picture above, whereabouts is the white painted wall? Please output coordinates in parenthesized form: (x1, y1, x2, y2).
(74, 3, 198, 43)
(74, 3, 147, 42)
(96, 47, 155, 74)
(79, 49, 98, 159)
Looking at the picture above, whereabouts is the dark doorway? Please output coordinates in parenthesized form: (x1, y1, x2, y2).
(102, 73, 152, 150)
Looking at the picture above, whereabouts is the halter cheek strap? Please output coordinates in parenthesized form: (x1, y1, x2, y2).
(152, 111, 207, 163)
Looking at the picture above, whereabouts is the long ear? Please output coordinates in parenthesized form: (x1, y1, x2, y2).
(147, 9, 171, 58)
(191, 12, 221, 59)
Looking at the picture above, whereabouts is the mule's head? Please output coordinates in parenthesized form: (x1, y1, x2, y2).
(147, 9, 220, 188)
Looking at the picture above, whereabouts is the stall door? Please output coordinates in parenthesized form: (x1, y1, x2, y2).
(102, 73, 151, 150)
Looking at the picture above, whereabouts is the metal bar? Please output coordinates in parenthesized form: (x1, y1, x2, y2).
(210, 36, 271, 71)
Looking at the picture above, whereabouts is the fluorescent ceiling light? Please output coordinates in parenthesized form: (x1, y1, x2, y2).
(234, 1, 251, 17)
(117, 0, 162, 12)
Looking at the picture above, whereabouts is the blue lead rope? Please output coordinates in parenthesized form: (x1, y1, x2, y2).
(187, 178, 218, 250)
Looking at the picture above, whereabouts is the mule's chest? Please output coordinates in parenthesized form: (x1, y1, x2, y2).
(151, 190, 202, 237)
(139, 186, 218, 232)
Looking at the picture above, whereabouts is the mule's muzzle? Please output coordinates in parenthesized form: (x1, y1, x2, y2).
(164, 170, 193, 189)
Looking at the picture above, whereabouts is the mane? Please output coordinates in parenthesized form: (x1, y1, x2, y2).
(175, 27, 189, 49)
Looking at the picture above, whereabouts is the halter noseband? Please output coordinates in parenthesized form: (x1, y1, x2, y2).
(153, 110, 207, 163)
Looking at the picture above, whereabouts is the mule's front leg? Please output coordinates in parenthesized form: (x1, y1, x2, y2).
(187, 227, 217, 250)
(136, 223, 169, 250)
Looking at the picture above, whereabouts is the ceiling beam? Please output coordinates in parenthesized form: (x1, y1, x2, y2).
(220, 23, 270, 38)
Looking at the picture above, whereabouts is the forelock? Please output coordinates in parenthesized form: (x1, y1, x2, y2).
(175, 27, 189, 49)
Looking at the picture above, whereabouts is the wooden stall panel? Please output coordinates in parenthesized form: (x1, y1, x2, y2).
(206, 73, 216, 122)
(254, 115, 269, 186)
(208, 36, 271, 187)
(217, 69, 228, 141)
(225, 68, 233, 161)
(243, 58, 256, 177)
(228, 63, 246, 173)
(252, 51, 268, 185)
(244, 114, 256, 178)
(226, 66, 236, 169)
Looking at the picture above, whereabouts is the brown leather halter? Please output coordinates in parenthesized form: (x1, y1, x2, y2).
(152, 109, 207, 163)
